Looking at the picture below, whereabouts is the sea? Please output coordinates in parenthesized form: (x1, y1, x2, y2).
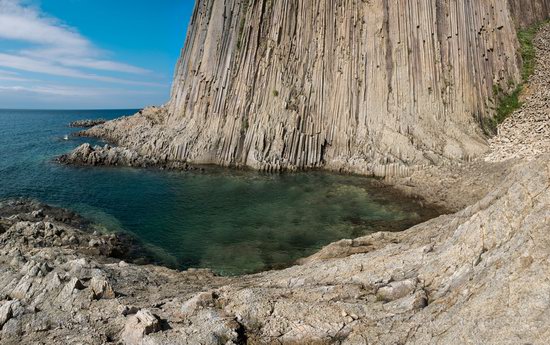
(0, 109, 438, 275)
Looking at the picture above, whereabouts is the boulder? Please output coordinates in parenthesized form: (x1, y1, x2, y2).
(90, 276, 116, 300)
(121, 309, 161, 345)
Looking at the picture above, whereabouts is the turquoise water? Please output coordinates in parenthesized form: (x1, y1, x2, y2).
(0, 109, 438, 275)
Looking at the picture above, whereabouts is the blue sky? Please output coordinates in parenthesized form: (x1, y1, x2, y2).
(0, 0, 195, 109)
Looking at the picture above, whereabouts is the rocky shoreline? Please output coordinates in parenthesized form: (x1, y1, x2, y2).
(69, 119, 106, 128)
(1, 152, 548, 344)
(57, 143, 193, 170)
(0, 199, 229, 345)
(5, 12, 550, 345)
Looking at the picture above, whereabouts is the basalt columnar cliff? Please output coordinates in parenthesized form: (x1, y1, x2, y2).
(80, 0, 550, 176)
(5, 1, 550, 344)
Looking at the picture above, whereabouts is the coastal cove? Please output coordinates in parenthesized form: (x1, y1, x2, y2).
(0, 109, 440, 275)
(1, 0, 549, 343)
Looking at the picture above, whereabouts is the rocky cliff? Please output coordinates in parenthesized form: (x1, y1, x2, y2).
(5, 12, 550, 344)
(83, 0, 549, 176)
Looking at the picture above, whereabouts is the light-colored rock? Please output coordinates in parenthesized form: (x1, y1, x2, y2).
(121, 309, 161, 345)
(30, 209, 43, 218)
(90, 276, 116, 300)
(376, 278, 418, 302)
(0, 159, 548, 344)
(83, 0, 549, 177)
(0, 301, 19, 329)
(486, 25, 550, 163)
(180, 291, 215, 316)
(3, 5, 550, 345)
(58, 143, 192, 170)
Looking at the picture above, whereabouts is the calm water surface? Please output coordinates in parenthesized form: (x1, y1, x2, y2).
(0, 109, 438, 275)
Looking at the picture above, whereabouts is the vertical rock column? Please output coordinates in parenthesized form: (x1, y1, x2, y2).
(165, 0, 549, 175)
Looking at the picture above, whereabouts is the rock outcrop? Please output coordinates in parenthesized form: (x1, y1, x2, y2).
(69, 119, 106, 128)
(79, 0, 549, 176)
(0, 199, 230, 345)
(485, 24, 550, 163)
(57, 143, 192, 170)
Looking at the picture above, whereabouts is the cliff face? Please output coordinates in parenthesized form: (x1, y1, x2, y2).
(82, 0, 549, 176)
(28, 19, 550, 345)
(508, 0, 550, 27)
(160, 0, 550, 175)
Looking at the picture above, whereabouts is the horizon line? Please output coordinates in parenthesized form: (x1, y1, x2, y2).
(0, 107, 145, 111)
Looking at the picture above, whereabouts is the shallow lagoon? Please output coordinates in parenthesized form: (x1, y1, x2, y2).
(0, 109, 439, 275)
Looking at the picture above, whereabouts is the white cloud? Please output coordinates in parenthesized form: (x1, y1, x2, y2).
(48, 56, 150, 75)
(0, 84, 158, 97)
(0, 0, 90, 51)
(0, 52, 163, 86)
(0, 0, 152, 83)
(0, 67, 35, 81)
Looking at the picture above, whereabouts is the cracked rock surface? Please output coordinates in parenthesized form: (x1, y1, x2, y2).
(486, 24, 550, 163)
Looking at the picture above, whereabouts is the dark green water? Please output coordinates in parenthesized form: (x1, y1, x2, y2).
(0, 109, 438, 275)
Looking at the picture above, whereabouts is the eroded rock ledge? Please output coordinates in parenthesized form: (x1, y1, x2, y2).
(69, 119, 106, 128)
(57, 143, 192, 170)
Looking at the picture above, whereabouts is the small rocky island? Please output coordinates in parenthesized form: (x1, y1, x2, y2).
(2, 0, 550, 344)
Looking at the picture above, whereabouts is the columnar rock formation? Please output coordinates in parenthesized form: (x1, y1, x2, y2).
(84, 0, 550, 176)
(508, 0, 550, 27)
(6, 11, 550, 343)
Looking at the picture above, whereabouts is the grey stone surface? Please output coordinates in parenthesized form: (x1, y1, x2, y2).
(69, 119, 106, 128)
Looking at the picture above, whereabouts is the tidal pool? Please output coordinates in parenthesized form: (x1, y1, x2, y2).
(0, 109, 440, 275)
